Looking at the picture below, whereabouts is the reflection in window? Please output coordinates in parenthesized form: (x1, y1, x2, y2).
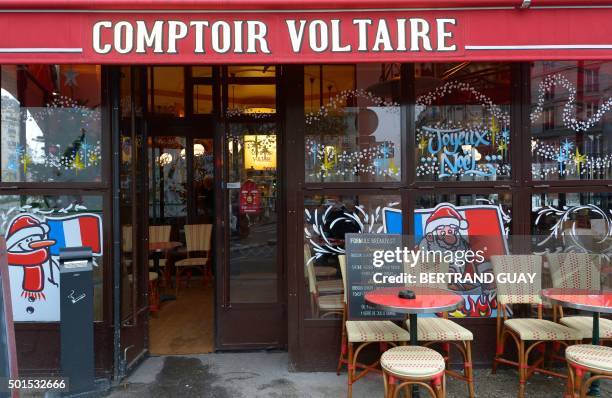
(304, 64, 401, 183)
(227, 123, 278, 303)
(530, 61, 612, 180)
(414, 63, 512, 181)
(303, 194, 401, 319)
(148, 136, 187, 224)
(1, 65, 102, 183)
(0, 195, 104, 321)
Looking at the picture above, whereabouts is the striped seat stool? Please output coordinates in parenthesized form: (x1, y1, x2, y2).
(566, 344, 612, 397)
(381, 346, 446, 398)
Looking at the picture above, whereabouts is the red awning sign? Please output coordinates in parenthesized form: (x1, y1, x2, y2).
(0, 6, 611, 63)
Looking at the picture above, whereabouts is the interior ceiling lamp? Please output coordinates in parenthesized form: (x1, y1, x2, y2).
(157, 152, 173, 166)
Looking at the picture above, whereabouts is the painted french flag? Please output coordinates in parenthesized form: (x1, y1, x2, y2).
(46, 214, 103, 256)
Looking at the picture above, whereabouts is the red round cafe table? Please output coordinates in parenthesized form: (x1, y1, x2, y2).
(541, 288, 612, 397)
(149, 241, 182, 302)
(364, 286, 464, 345)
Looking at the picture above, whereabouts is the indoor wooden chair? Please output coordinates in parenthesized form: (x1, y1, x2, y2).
(565, 344, 612, 397)
(546, 252, 612, 342)
(303, 244, 343, 294)
(381, 345, 446, 398)
(174, 224, 213, 294)
(148, 225, 172, 287)
(305, 255, 343, 318)
(336, 255, 411, 398)
(491, 254, 582, 398)
(403, 258, 475, 398)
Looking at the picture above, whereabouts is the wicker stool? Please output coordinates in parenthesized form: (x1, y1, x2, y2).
(566, 344, 612, 397)
(381, 346, 446, 398)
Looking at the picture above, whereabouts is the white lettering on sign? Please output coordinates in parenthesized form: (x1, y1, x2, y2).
(92, 18, 457, 55)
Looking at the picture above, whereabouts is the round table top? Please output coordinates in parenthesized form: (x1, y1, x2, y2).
(541, 288, 612, 314)
(364, 287, 464, 314)
(149, 241, 182, 252)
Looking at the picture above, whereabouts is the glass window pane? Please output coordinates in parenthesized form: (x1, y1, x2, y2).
(227, 84, 276, 116)
(192, 66, 213, 78)
(530, 61, 612, 180)
(149, 67, 185, 117)
(227, 123, 278, 303)
(414, 192, 512, 318)
(148, 136, 187, 225)
(1, 65, 102, 183)
(119, 67, 134, 321)
(414, 63, 512, 182)
(193, 84, 213, 114)
(0, 194, 104, 321)
(304, 64, 402, 183)
(193, 138, 214, 221)
(303, 194, 401, 319)
(531, 191, 611, 291)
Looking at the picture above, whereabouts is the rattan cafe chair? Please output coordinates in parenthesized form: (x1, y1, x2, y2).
(491, 255, 581, 398)
(546, 252, 612, 342)
(336, 255, 411, 398)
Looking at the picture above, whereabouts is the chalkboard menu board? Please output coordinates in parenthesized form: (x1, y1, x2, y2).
(345, 233, 403, 320)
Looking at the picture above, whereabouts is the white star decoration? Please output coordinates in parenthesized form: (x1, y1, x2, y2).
(63, 69, 79, 87)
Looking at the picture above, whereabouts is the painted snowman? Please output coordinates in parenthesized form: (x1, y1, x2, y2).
(5, 215, 57, 318)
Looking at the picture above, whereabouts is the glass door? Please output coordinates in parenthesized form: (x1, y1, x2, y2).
(116, 66, 150, 371)
(218, 120, 285, 348)
(211, 65, 285, 348)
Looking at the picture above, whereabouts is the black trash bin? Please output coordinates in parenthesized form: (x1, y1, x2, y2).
(59, 247, 94, 396)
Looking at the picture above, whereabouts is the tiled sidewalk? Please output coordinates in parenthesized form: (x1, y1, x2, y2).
(109, 352, 611, 397)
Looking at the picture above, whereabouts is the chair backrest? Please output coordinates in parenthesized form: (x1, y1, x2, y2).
(338, 255, 347, 304)
(149, 225, 171, 243)
(404, 257, 449, 289)
(184, 224, 213, 252)
(304, 243, 312, 279)
(304, 255, 318, 295)
(546, 252, 600, 290)
(122, 225, 133, 253)
(491, 255, 543, 305)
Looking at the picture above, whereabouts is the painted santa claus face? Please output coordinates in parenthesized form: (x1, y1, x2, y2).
(430, 224, 459, 246)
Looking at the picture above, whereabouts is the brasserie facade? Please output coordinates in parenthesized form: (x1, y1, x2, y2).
(0, 0, 611, 386)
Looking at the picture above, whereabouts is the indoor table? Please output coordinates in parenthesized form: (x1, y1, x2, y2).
(365, 286, 464, 397)
(541, 288, 612, 397)
(149, 241, 182, 302)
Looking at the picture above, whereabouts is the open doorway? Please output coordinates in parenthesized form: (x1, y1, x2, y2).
(119, 65, 286, 358)
(143, 66, 217, 355)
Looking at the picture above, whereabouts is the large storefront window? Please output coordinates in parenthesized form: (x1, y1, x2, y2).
(1, 65, 102, 183)
(531, 61, 612, 180)
(0, 194, 104, 321)
(304, 64, 402, 183)
(303, 194, 401, 319)
(414, 63, 512, 181)
(532, 191, 612, 251)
